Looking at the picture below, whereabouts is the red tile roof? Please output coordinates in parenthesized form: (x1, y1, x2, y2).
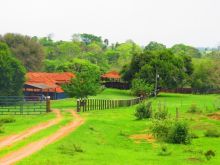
(101, 71, 121, 79)
(25, 72, 75, 93)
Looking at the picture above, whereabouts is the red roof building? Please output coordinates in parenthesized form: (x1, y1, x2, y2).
(24, 72, 75, 99)
(101, 71, 121, 80)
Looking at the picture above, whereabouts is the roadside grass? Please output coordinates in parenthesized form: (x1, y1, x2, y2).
(17, 92, 220, 165)
(0, 113, 55, 138)
(0, 111, 73, 157)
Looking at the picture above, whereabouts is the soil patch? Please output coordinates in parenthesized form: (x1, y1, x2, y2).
(130, 134, 155, 143)
(208, 112, 220, 120)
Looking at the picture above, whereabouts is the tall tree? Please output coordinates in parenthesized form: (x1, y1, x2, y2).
(62, 59, 101, 99)
(0, 42, 26, 96)
(144, 41, 166, 51)
(170, 44, 201, 58)
(1, 33, 45, 71)
(122, 49, 193, 89)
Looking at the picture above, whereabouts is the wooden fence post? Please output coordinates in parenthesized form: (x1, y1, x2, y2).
(176, 107, 179, 120)
(77, 99, 80, 112)
(46, 96, 51, 113)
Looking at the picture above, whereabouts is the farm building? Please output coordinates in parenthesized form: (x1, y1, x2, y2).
(101, 71, 130, 89)
(24, 72, 75, 100)
(101, 71, 121, 82)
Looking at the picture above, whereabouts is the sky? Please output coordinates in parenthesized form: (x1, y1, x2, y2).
(0, 0, 220, 47)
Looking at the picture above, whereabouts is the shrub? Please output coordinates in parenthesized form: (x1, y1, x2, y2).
(190, 133, 199, 139)
(58, 143, 83, 156)
(188, 103, 201, 113)
(167, 121, 191, 144)
(158, 145, 172, 156)
(0, 117, 16, 123)
(131, 78, 153, 97)
(154, 102, 169, 120)
(204, 150, 215, 160)
(151, 119, 173, 141)
(0, 123, 4, 133)
(151, 120, 191, 144)
(135, 102, 152, 120)
(204, 129, 220, 137)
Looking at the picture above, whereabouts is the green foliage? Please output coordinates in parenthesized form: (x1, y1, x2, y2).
(187, 103, 201, 113)
(0, 42, 26, 96)
(158, 145, 172, 156)
(170, 44, 201, 58)
(0, 116, 16, 123)
(191, 60, 220, 93)
(131, 78, 153, 97)
(58, 143, 84, 156)
(205, 50, 220, 59)
(151, 119, 173, 141)
(167, 121, 191, 144)
(151, 119, 191, 144)
(204, 129, 220, 137)
(63, 60, 101, 99)
(1, 33, 45, 71)
(135, 101, 152, 120)
(154, 102, 169, 120)
(204, 150, 215, 160)
(122, 49, 193, 89)
(145, 41, 166, 51)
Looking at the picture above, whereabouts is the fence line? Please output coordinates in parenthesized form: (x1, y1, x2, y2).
(77, 97, 144, 112)
(0, 96, 51, 115)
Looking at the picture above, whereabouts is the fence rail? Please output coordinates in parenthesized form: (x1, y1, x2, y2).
(0, 96, 51, 115)
(77, 97, 143, 112)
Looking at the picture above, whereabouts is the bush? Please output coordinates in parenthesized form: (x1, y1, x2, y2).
(204, 150, 215, 160)
(151, 119, 173, 141)
(151, 119, 191, 144)
(204, 129, 220, 137)
(190, 133, 199, 139)
(167, 121, 191, 144)
(58, 143, 83, 156)
(188, 103, 201, 113)
(154, 102, 169, 120)
(131, 78, 153, 97)
(158, 145, 172, 156)
(0, 116, 16, 123)
(0, 123, 4, 133)
(135, 102, 152, 120)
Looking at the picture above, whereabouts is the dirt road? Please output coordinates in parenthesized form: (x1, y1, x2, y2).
(0, 110, 84, 165)
(0, 110, 62, 149)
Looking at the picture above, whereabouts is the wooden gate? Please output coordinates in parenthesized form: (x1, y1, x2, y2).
(0, 96, 51, 115)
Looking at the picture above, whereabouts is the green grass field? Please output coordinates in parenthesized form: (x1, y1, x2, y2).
(0, 113, 55, 138)
(15, 90, 220, 165)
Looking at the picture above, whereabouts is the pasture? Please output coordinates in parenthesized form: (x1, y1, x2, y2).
(11, 90, 220, 165)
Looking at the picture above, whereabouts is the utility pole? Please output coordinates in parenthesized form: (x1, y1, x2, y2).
(154, 69, 159, 97)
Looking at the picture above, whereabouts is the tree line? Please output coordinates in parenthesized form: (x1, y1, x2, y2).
(0, 33, 220, 96)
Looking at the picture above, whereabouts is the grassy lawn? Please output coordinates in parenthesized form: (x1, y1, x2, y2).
(0, 113, 55, 138)
(16, 92, 220, 165)
(0, 111, 73, 157)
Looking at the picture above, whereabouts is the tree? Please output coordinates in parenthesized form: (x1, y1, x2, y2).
(0, 42, 26, 96)
(62, 60, 101, 99)
(131, 78, 153, 97)
(122, 49, 193, 89)
(191, 60, 220, 93)
(144, 41, 166, 51)
(170, 44, 201, 58)
(1, 33, 45, 71)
